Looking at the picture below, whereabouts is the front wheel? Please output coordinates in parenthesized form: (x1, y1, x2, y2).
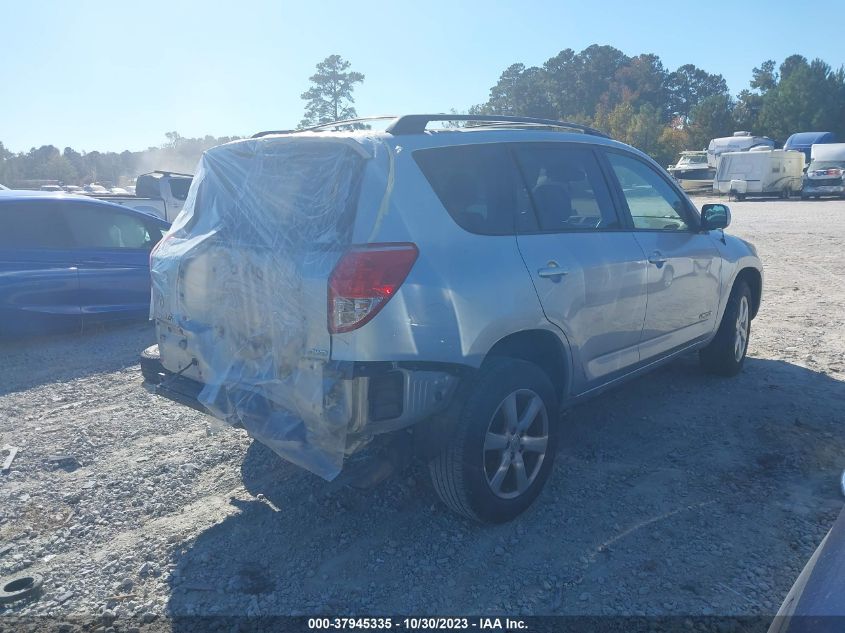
(429, 358, 559, 523)
(699, 281, 752, 377)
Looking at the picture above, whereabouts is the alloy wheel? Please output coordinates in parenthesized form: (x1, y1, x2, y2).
(734, 295, 749, 362)
(482, 389, 549, 499)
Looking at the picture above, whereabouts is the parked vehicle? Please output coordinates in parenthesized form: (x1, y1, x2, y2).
(63, 185, 82, 194)
(714, 149, 804, 199)
(83, 183, 109, 194)
(784, 131, 836, 165)
(707, 131, 775, 168)
(0, 191, 169, 336)
(39, 184, 64, 192)
(142, 114, 763, 523)
(801, 143, 845, 199)
(84, 171, 192, 222)
(768, 504, 845, 632)
(667, 150, 715, 190)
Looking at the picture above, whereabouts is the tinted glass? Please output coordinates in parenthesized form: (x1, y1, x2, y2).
(513, 145, 619, 231)
(606, 152, 691, 231)
(0, 201, 75, 249)
(67, 204, 159, 249)
(414, 144, 530, 235)
(169, 177, 192, 201)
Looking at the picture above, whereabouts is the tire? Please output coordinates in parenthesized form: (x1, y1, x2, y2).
(428, 358, 559, 523)
(699, 281, 752, 377)
(140, 344, 166, 384)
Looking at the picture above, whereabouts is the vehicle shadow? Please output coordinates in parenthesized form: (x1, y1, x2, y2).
(0, 321, 154, 396)
(166, 354, 845, 621)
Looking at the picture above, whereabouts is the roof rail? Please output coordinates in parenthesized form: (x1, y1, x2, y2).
(252, 114, 611, 139)
(385, 114, 610, 137)
(252, 116, 397, 138)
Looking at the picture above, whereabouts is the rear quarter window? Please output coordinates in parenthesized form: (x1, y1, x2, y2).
(413, 144, 529, 235)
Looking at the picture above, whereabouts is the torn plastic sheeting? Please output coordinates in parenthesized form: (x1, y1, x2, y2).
(151, 134, 379, 480)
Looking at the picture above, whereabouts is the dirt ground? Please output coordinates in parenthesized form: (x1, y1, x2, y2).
(1, 195, 844, 628)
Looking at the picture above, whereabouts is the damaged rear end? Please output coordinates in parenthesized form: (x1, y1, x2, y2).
(150, 135, 380, 479)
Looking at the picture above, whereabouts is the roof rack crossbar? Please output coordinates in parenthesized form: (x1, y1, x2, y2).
(385, 114, 610, 137)
(252, 116, 398, 138)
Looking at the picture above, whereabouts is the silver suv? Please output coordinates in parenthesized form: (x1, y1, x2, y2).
(143, 114, 763, 523)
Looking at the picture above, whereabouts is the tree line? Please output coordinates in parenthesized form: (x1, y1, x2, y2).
(471, 45, 845, 165)
(0, 132, 240, 188)
(3, 47, 844, 187)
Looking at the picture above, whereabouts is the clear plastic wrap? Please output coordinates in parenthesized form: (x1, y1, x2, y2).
(150, 134, 374, 480)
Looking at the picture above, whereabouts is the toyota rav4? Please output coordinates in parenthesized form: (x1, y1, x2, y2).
(141, 114, 763, 523)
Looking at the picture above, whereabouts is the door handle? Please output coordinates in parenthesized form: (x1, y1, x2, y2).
(537, 265, 568, 279)
(647, 251, 667, 266)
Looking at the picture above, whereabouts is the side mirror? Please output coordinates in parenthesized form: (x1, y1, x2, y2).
(701, 203, 731, 230)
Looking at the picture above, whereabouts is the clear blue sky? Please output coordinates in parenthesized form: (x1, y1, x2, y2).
(3, 0, 841, 153)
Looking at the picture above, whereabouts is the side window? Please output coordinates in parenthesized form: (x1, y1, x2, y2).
(67, 204, 158, 250)
(606, 152, 692, 231)
(413, 144, 532, 235)
(0, 202, 75, 249)
(168, 177, 192, 201)
(512, 145, 619, 231)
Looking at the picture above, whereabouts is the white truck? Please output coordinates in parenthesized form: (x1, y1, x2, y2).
(84, 171, 192, 222)
(801, 143, 845, 199)
(713, 148, 804, 200)
(707, 131, 775, 168)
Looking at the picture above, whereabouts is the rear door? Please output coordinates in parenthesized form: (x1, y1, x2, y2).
(63, 201, 163, 325)
(602, 150, 721, 360)
(510, 143, 648, 391)
(0, 200, 81, 335)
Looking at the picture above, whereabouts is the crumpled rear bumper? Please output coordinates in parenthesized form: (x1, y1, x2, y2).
(141, 344, 461, 475)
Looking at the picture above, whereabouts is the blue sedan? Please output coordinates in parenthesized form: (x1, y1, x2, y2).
(0, 191, 170, 336)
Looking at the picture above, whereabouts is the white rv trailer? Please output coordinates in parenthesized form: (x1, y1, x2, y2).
(713, 149, 804, 199)
(707, 131, 775, 168)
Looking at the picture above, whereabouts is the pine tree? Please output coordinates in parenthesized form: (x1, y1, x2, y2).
(299, 55, 365, 128)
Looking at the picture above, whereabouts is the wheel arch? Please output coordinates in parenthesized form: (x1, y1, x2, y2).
(735, 267, 762, 318)
(483, 329, 571, 401)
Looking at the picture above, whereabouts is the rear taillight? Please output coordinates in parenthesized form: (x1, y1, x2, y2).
(328, 243, 418, 334)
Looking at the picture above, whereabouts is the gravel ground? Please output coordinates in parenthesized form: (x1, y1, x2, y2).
(1, 196, 844, 629)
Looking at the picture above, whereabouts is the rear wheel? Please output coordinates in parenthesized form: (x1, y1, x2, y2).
(699, 281, 752, 377)
(429, 358, 558, 523)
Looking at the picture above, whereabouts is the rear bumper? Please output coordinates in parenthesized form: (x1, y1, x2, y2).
(802, 183, 844, 195)
(142, 344, 461, 440)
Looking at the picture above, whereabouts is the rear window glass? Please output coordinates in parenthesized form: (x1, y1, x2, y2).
(0, 201, 75, 249)
(189, 141, 366, 247)
(413, 144, 529, 235)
